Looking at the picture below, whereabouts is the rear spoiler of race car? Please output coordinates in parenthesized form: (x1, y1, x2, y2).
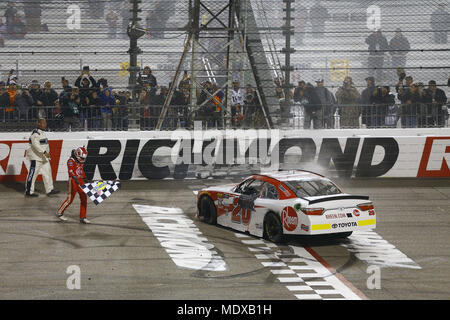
(307, 195, 370, 205)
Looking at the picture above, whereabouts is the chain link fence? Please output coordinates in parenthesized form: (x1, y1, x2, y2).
(0, 0, 448, 131)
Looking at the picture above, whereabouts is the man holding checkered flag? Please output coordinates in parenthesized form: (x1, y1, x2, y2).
(56, 147, 90, 223)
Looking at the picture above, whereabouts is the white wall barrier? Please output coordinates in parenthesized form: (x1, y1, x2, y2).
(0, 128, 449, 182)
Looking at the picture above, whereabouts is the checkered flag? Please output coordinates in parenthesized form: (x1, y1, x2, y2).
(81, 180, 121, 206)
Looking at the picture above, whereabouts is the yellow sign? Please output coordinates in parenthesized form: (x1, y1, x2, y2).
(329, 59, 350, 82)
(119, 62, 141, 77)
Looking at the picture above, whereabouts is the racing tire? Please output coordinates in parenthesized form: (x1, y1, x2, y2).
(199, 196, 217, 225)
(263, 212, 285, 243)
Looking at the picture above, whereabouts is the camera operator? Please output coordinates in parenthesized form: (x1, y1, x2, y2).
(138, 66, 157, 89)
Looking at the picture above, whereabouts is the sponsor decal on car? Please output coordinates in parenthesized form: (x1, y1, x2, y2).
(353, 209, 360, 217)
(325, 213, 349, 219)
(332, 222, 358, 229)
(281, 206, 298, 231)
(300, 224, 309, 232)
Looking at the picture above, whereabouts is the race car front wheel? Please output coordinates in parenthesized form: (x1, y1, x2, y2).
(200, 196, 217, 225)
(263, 212, 284, 243)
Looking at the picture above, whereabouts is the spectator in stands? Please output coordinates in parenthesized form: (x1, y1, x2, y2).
(15, 85, 35, 121)
(24, 0, 42, 33)
(294, 80, 322, 129)
(309, 0, 330, 39)
(88, 89, 101, 130)
(138, 66, 158, 89)
(389, 29, 410, 75)
(172, 81, 190, 128)
(430, 3, 450, 44)
(60, 87, 81, 130)
(59, 77, 72, 102)
(99, 86, 115, 131)
(114, 91, 130, 131)
(369, 86, 396, 128)
(29, 80, 42, 119)
(231, 80, 244, 128)
(365, 29, 389, 82)
(75, 71, 97, 129)
(8, 14, 27, 39)
(244, 85, 265, 128)
(314, 78, 337, 129)
(4, 1, 17, 36)
(396, 75, 417, 128)
(335, 76, 360, 128)
(39, 81, 59, 120)
(360, 77, 376, 128)
(0, 81, 10, 121)
(6, 75, 18, 121)
(426, 80, 448, 127)
(105, 10, 119, 39)
(274, 78, 284, 100)
(294, 3, 308, 45)
(410, 83, 430, 128)
(196, 81, 214, 128)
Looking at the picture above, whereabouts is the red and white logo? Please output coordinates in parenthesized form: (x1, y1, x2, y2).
(0, 140, 63, 182)
(281, 206, 298, 231)
(353, 209, 360, 217)
(417, 137, 450, 178)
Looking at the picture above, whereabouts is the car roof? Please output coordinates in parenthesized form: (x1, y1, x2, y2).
(257, 170, 326, 182)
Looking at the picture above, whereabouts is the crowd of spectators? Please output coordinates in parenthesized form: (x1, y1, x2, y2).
(287, 74, 449, 129)
(0, 69, 134, 131)
(1, 66, 449, 131)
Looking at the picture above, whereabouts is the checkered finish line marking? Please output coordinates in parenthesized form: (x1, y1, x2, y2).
(81, 180, 121, 205)
(235, 233, 367, 300)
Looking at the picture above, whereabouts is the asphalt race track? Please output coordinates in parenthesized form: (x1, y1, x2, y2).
(0, 178, 449, 300)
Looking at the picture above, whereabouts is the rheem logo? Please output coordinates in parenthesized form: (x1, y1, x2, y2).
(417, 137, 450, 178)
(281, 206, 298, 231)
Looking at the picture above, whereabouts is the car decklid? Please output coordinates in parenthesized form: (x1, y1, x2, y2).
(306, 194, 369, 205)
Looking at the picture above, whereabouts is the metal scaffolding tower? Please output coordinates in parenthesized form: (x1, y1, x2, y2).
(155, 0, 280, 130)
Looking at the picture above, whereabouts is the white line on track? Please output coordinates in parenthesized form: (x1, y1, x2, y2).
(236, 233, 366, 300)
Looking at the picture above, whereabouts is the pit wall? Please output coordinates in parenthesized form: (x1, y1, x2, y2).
(1, 128, 449, 182)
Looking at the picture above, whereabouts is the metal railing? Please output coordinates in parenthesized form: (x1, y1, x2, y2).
(1, 102, 448, 132)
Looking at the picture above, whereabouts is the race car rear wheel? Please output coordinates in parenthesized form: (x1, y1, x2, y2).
(199, 196, 217, 225)
(263, 212, 284, 243)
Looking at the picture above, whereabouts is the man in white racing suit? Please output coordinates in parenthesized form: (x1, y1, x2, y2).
(25, 118, 60, 197)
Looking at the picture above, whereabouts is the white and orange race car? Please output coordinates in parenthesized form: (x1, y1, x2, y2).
(196, 170, 376, 242)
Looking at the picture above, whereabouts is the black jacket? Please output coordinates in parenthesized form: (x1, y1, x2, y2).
(365, 32, 389, 55)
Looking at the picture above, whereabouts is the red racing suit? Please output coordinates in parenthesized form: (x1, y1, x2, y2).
(57, 156, 87, 219)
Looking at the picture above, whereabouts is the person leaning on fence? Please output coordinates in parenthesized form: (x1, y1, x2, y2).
(15, 85, 34, 121)
(335, 76, 360, 128)
(25, 118, 60, 197)
(396, 76, 417, 128)
(0, 81, 10, 121)
(294, 81, 322, 129)
(369, 86, 396, 128)
(99, 86, 115, 131)
(426, 80, 448, 127)
(314, 78, 336, 129)
(59, 87, 81, 130)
